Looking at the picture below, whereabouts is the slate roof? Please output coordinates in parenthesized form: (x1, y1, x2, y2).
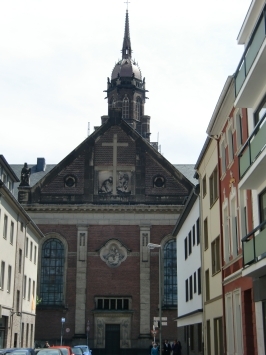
(173, 164, 198, 185)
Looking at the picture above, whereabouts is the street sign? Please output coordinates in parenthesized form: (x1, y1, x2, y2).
(153, 317, 167, 321)
(151, 330, 158, 336)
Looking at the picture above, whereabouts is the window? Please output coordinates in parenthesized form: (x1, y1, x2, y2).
(198, 267, 201, 295)
(220, 139, 227, 175)
(10, 221, 14, 244)
(34, 246, 37, 264)
(184, 237, 188, 260)
(228, 128, 234, 162)
(188, 232, 192, 255)
(0, 261, 5, 290)
(223, 206, 230, 263)
(19, 249, 22, 273)
(204, 218, 208, 250)
(16, 290, 20, 312)
(198, 323, 202, 351)
(136, 97, 141, 121)
(32, 281, 35, 300)
(20, 221, 24, 232)
(28, 278, 31, 301)
(254, 94, 266, 126)
(196, 218, 200, 245)
(214, 318, 223, 355)
(189, 275, 193, 300)
(30, 324, 33, 349)
(211, 236, 221, 274)
(206, 320, 211, 355)
(7, 265, 12, 293)
(209, 167, 218, 206)
(235, 111, 243, 149)
(25, 237, 29, 257)
(202, 175, 207, 197)
(192, 225, 195, 246)
(23, 275, 27, 299)
(96, 297, 131, 310)
(122, 95, 129, 119)
(30, 242, 33, 261)
(21, 323, 24, 347)
(185, 279, 188, 302)
(194, 272, 197, 293)
(259, 188, 266, 226)
(205, 269, 210, 301)
(231, 197, 238, 257)
(3, 215, 8, 239)
(26, 323, 29, 347)
(190, 325, 194, 351)
(163, 240, 177, 306)
(40, 238, 65, 305)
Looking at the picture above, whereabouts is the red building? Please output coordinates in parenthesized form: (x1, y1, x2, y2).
(207, 76, 257, 355)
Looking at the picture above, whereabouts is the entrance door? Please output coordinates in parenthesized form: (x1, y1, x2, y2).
(105, 324, 120, 355)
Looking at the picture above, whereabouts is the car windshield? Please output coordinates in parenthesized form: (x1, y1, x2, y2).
(10, 352, 29, 355)
(71, 349, 82, 355)
(55, 350, 67, 355)
(37, 351, 61, 355)
(76, 348, 88, 352)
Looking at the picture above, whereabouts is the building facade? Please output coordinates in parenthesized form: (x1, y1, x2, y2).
(172, 184, 202, 355)
(0, 155, 43, 349)
(14, 11, 195, 354)
(234, 0, 266, 353)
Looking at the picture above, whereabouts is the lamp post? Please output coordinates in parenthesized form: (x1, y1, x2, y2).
(147, 243, 162, 355)
(60, 317, 65, 345)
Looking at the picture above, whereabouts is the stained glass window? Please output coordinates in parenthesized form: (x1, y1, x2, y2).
(163, 239, 177, 306)
(40, 239, 65, 305)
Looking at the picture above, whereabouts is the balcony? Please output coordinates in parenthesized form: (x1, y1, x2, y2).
(238, 114, 266, 189)
(234, 5, 266, 108)
(242, 220, 266, 278)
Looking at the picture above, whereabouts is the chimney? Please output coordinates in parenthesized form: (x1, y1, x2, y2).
(37, 158, 46, 172)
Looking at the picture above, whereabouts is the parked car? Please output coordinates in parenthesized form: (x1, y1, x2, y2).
(71, 349, 82, 355)
(35, 349, 64, 355)
(0, 349, 35, 355)
(49, 347, 73, 355)
(73, 346, 91, 355)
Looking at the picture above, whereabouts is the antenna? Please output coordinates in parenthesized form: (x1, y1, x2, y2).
(87, 122, 90, 137)
(157, 132, 159, 144)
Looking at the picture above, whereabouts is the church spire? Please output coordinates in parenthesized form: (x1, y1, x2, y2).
(122, 10, 132, 59)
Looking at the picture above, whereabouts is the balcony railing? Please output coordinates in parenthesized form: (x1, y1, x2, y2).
(235, 5, 266, 97)
(242, 220, 266, 267)
(238, 114, 266, 179)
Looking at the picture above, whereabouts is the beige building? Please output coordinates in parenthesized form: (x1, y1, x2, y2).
(0, 155, 44, 348)
(195, 138, 223, 354)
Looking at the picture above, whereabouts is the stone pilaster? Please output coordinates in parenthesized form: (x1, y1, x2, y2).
(74, 225, 88, 335)
(139, 225, 151, 341)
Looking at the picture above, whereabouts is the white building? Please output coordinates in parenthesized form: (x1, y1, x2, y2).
(234, 0, 266, 354)
(0, 155, 44, 348)
(172, 184, 202, 354)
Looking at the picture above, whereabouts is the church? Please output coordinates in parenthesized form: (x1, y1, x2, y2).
(15, 9, 195, 354)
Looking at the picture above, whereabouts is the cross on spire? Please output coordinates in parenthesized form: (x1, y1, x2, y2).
(124, 0, 130, 11)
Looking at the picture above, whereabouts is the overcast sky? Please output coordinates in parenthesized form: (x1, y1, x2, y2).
(0, 0, 251, 166)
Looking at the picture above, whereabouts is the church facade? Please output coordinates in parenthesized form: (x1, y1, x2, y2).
(17, 10, 194, 354)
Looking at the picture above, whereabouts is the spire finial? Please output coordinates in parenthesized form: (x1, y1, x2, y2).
(124, 0, 130, 11)
(122, 5, 132, 59)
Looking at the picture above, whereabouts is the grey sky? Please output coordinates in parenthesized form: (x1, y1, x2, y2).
(0, 0, 251, 165)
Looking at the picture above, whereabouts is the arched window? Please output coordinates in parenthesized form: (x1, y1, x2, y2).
(136, 97, 141, 121)
(163, 239, 177, 306)
(40, 238, 65, 305)
(110, 97, 116, 108)
(122, 95, 129, 119)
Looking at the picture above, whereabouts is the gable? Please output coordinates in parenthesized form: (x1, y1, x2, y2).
(18, 119, 193, 206)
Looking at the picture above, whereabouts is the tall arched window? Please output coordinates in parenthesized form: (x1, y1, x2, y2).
(40, 238, 65, 305)
(136, 97, 142, 121)
(122, 95, 129, 119)
(163, 239, 177, 306)
(110, 97, 116, 108)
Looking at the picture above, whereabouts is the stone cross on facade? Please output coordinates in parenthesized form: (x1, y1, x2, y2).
(102, 134, 128, 194)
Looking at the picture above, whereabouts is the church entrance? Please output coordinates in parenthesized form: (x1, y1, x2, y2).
(105, 324, 120, 355)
